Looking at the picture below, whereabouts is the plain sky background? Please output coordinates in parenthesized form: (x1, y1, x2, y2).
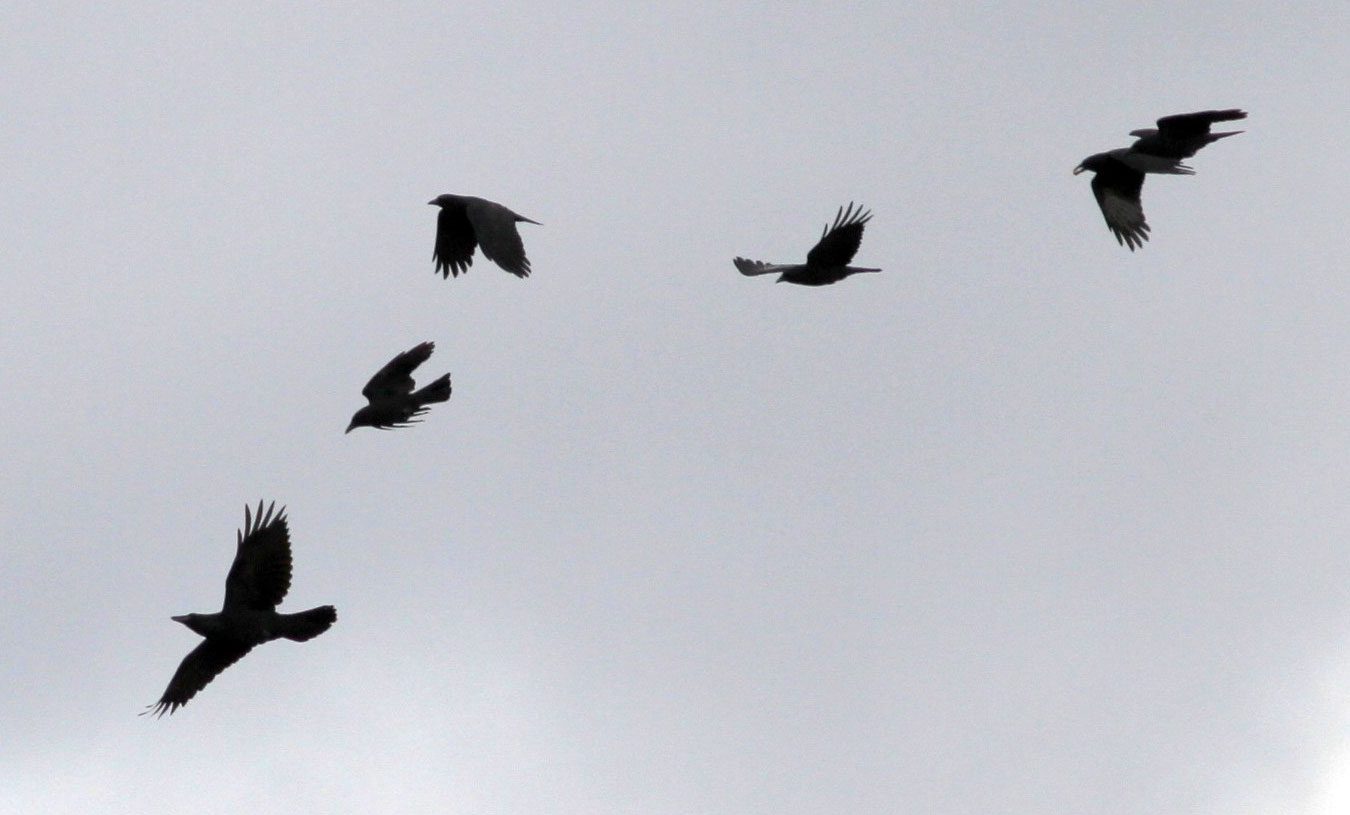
(3, 2, 1349, 813)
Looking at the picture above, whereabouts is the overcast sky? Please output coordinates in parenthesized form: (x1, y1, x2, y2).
(3, 2, 1349, 813)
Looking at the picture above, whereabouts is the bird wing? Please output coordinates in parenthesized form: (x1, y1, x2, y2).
(733, 257, 795, 276)
(144, 637, 255, 717)
(465, 198, 533, 278)
(363, 342, 434, 402)
(1154, 109, 1247, 139)
(223, 501, 293, 611)
(1088, 159, 1149, 251)
(433, 200, 478, 278)
(806, 203, 872, 268)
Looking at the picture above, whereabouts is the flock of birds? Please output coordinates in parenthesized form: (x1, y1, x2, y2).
(144, 108, 1248, 716)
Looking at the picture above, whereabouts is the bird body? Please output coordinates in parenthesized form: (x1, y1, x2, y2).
(346, 341, 451, 432)
(171, 607, 334, 644)
(145, 502, 335, 717)
(735, 203, 880, 286)
(1107, 148, 1197, 176)
(429, 194, 539, 278)
(1074, 109, 1246, 250)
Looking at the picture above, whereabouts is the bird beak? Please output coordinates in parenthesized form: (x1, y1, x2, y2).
(427, 199, 437, 205)
(345, 424, 355, 434)
(1072, 166, 1086, 175)
(171, 615, 189, 624)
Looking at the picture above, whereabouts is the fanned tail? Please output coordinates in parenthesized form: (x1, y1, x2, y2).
(279, 606, 337, 642)
(413, 373, 452, 405)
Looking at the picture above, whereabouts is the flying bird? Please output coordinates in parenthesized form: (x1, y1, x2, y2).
(346, 341, 451, 433)
(734, 203, 881, 286)
(1074, 109, 1246, 250)
(145, 501, 336, 717)
(429, 194, 540, 278)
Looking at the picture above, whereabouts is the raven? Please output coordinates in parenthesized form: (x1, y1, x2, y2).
(734, 203, 880, 286)
(429, 194, 540, 278)
(346, 341, 451, 433)
(145, 502, 336, 717)
(1074, 109, 1246, 250)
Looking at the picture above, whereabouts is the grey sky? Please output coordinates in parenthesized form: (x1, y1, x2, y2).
(3, 2, 1349, 813)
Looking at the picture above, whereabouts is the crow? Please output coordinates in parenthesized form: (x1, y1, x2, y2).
(734, 203, 880, 286)
(346, 341, 451, 433)
(429, 194, 540, 278)
(1074, 109, 1246, 250)
(145, 502, 336, 717)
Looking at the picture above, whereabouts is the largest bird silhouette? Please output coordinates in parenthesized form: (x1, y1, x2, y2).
(734, 203, 880, 286)
(1074, 109, 1246, 250)
(429, 194, 540, 278)
(346, 341, 451, 433)
(144, 501, 336, 717)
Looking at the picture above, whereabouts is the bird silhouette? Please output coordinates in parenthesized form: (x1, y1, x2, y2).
(734, 203, 880, 286)
(1074, 109, 1246, 250)
(346, 341, 451, 433)
(144, 501, 336, 717)
(429, 194, 540, 278)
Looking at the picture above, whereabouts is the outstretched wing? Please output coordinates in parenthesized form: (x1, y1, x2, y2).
(1089, 158, 1149, 251)
(433, 200, 478, 278)
(223, 501, 293, 611)
(733, 257, 795, 276)
(1154, 109, 1247, 140)
(806, 203, 872, 268)
(143, 638, 254, 717)
(1132, 109, 1248, 160)
(363, 342, 434, 402)
(466, 198, 536, 278)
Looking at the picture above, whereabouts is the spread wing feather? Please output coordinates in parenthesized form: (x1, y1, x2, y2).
(806, 202, 872, 269)
(223, 501, 293, 611)
(363, 342, 434, 402)
(1089, 161, 1149, 251)
(1154, 109, 1247, 139)
(433, 201, 477, 278)
(143, 638, 254, 717)
(466, 199, 534, 278)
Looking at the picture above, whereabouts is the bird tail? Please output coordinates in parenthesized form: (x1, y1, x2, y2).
(413, 373, 452, 405)
(278, 605, 337, 642)
(734, 257, 792, 276)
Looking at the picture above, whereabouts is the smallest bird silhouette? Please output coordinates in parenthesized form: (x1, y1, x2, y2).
(346, 341, 451, 433)
(429, 194, 540, 279)
(1074, 109, 1247, 250)
(735, 202, 881, 286)
(144, 501, 336, 717)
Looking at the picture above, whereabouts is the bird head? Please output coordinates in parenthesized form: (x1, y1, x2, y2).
(172, 613, 211, 637)
(1073, 153, 1110, 175)
(346, 406, 373, 434)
